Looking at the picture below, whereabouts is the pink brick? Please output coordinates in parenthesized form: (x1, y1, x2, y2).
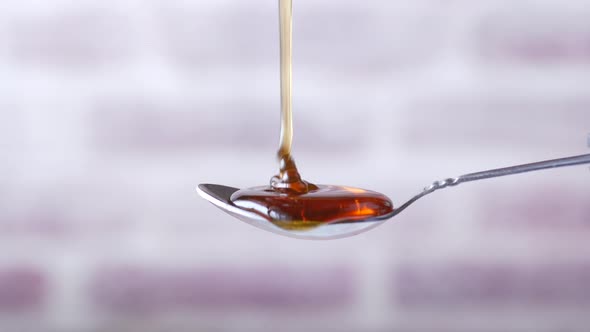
(0, 203, 81, 237)
(91, 265, 355, 314)
(0, 268, 45, 312)
(480, 187, 590, 230)
(4, 9, 136, 68)
(291, 6, 433, 72)
(403, 98, 590, 149)
(157, 6, 275, 68)
(90, 99, 275, 151)
(394, 262, 590, 308)
(475, 10, 590, 64)
(0, 194, 132, 238)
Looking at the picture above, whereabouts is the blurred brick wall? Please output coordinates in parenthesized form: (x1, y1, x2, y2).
(0, 0, 589, 331)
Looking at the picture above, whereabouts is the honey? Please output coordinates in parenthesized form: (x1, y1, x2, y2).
(231, 184, 393, 231)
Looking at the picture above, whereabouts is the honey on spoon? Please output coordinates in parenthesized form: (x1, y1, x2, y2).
(228, 0, 393, 235)
(197, 0, 590, 240)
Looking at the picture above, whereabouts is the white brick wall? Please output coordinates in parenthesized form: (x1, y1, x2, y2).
(0, 0, 589, 331)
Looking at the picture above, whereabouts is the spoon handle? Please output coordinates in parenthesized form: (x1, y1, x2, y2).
(390, 153, 590, 218)
(457, 153, 590, 184)
(426, 153, 590, 191)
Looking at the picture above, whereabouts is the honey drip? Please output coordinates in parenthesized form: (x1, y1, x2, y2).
(230, 0, 394, 232)
(271, 0, 311, 194)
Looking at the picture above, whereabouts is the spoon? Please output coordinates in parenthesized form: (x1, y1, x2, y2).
(197, 153, 590, 240)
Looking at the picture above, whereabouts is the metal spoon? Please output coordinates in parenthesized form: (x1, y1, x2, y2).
(197, 153, 590, 240)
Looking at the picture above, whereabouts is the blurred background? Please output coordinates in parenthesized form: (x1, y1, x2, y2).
(1, 0, 590, 331)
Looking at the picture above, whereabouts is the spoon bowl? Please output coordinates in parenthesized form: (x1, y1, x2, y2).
(197, 184, 393, 239)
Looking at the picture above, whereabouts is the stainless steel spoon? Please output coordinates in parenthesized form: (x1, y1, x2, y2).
(197, 153, 590, 240)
